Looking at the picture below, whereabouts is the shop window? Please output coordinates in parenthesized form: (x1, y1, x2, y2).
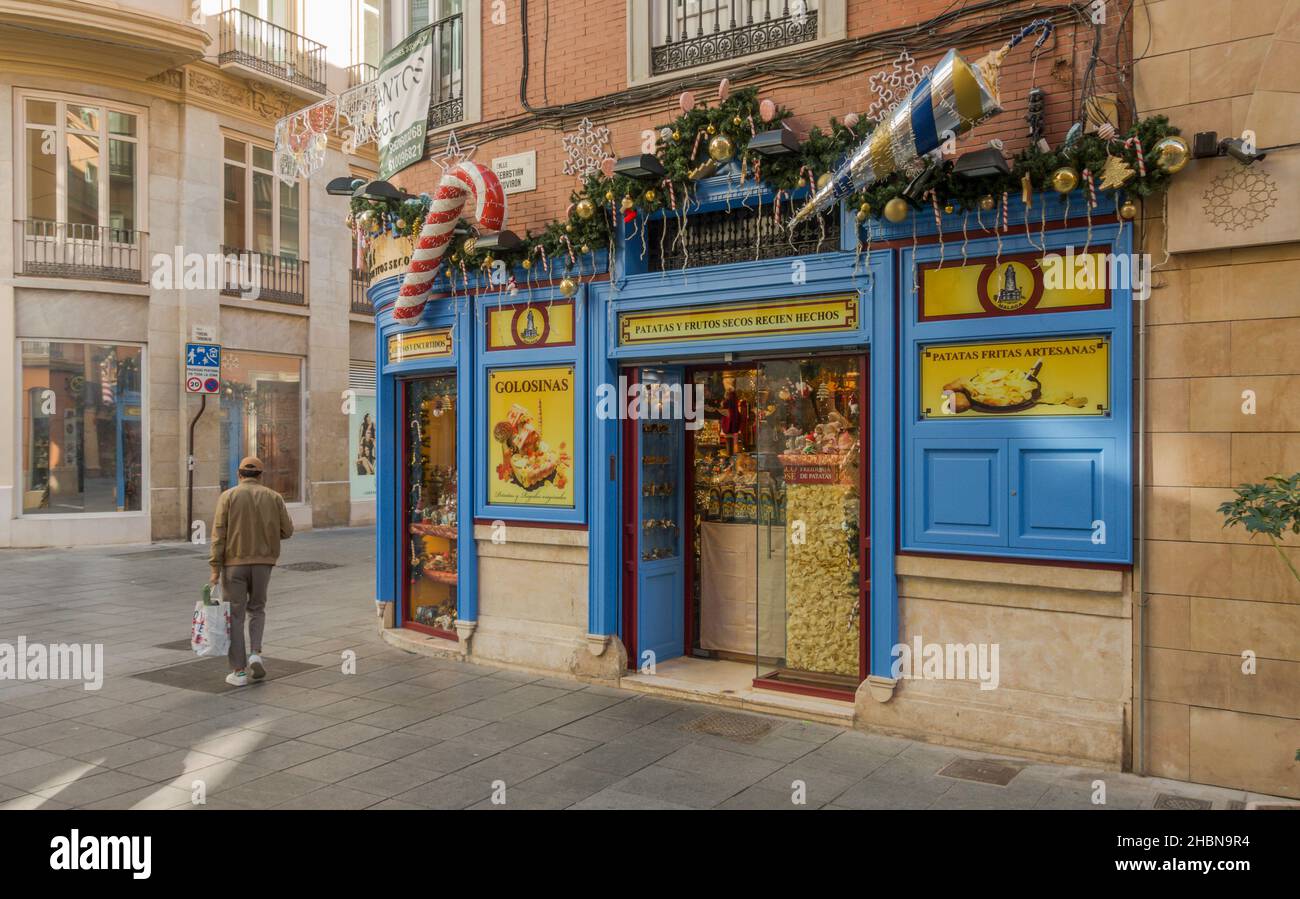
(404, 375, 459, 635)
(19, 341, 143, 515)
(219, 351, 303, 503)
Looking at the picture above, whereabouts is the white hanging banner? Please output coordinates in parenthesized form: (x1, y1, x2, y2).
(375, 25, 435, 180)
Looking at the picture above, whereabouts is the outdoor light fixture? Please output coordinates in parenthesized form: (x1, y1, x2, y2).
(952, 147, 1012, 178)
(353, 180, 413, 202)
(1191, 131, 1267, 165)
(747, 127, 800, 156)
(612, 154, 666, 179)
(326, 176, 366, 196)
(902, 159, 948, 202)
(469, 230, 523, 252)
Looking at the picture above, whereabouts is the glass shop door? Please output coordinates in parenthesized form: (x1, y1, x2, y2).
(752, 357, 866, 691)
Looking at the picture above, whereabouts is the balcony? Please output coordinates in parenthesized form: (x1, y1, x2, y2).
(217, 9, 326, 96)
(428, 13, 464, 129)
(220, 247, 309, 306)
(351, 268, 373, 314)
(15, 220, 146, 283)
(347, 63, 378, 89)
(651, 1, 819, 76)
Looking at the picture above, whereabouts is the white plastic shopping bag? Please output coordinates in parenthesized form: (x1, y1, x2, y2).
(191, 582, 232, 657)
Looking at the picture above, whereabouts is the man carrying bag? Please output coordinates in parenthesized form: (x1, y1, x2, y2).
(208, 456, 294, 687)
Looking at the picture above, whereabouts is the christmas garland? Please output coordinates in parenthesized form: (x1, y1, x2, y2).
(347, 84, 1184, 282)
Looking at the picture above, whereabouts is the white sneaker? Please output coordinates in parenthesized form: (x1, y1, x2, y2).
(225, 671, 249, 687)
(248, 654, 266, 681)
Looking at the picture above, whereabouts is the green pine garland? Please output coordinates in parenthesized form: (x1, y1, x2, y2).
(347, 83, 1183, 281)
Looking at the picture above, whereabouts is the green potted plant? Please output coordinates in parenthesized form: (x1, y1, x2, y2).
(1219, 473, 1300, 585)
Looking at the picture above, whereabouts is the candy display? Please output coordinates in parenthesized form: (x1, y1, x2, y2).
(395, 160, 507, 321)
(405, 375, 459, 634)
(784, 481, 860, 676)
(640, 386, 680, 562)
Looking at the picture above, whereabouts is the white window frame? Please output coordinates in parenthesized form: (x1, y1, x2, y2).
(14, 89, 149, 238)
(353, 0, 385, 70)
(222, 133, 307, 260)
(626, 0, 846, 86)
(13, 337, 150, 520)
(384, 0, 480, 130)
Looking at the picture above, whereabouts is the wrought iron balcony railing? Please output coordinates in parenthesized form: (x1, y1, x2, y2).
(651, 0, 819, 75)
(428, 13, 464, 129)
(220, 246, 309, 306)
(218, 9, 327, 95)
(646, 202, 840, 271)
(351, 268, 373, 314)
(15, 220, 146, 283)
(347, 62, 378, 88)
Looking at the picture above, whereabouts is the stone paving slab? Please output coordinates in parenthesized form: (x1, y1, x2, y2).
(0, 527, 1291, 811)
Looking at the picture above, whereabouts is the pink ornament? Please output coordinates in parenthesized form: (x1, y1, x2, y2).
(600, 157, 615, 177)
(718, 78, 730, 101)
(759, 98, 776, 123)
(844, 112, 859, 128)
(679, 91, 695, 113)
(395, 161, 507, 321)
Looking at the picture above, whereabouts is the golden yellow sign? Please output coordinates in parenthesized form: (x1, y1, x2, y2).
(368, 235, 415, 289)
(387, 328, 453, 364)
(920, 253, 1108, 320)
(487, 366, 575, 508)
(921, 336, 1110, 419)
(487, 301, 576, 351)
(619, 294, 859, 346)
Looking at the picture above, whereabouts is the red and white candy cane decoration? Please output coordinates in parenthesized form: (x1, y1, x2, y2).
(394, 161, 507, 321)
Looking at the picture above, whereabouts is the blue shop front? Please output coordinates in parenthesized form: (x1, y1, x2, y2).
(370, 172, 1135, 760)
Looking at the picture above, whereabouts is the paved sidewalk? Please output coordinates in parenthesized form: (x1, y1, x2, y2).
(0, 528, 1284, 810)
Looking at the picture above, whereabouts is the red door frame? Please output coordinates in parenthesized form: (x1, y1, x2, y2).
(399, 376, 459, 642)
(619, 367, 640, 668)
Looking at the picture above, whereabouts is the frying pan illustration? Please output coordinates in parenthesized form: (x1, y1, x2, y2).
(964, 358, 1044, 414)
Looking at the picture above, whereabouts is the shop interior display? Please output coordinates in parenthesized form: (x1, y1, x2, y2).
(689, 358, 863, 683)
(640, 419, 679, 562)
(406, 376, 459, 633)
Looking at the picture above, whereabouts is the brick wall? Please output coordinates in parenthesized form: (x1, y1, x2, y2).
(396, 0, 1127, 236)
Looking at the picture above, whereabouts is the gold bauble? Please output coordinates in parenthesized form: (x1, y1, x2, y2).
(707, 134, 734, 162)
(580, 244, 590, 253)
(672, 130, 681, 141)
(978, 195, 996, 211)
(1051, 166, 1079, 194)
(1119, 199, 1138, 220)
(575, 198, 595, 220)
(883, 197, 909, 223)
(564, 223, 573, 233)
(816, 172, 832, 190)
(604, 190, 615, 202)
(644, 188, 657, 202)
(620, 197, 634, 212)
(706, 123, 717, 135)
(521, 259, 532, 269)
(732, 115, 743, 127)
(944, 203, 955, 214)
(1153, 135, 1190, 173)
(558, 277, 578, 298)
(858, 201, 871, 215)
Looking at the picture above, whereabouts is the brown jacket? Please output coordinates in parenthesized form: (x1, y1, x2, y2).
(209, 478, 294, 573)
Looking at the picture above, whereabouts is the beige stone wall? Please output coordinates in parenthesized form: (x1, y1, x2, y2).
(856, 557, 1132, 767)
(1135, 0, 1300, 799)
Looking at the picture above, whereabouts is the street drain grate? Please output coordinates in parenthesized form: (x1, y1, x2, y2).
(680, 711, 774, 743)
(938, 758, 1025, 786)
(131, 655, 321, 694)
(1154, 793, 1213, 810)
(281, 561, 344, 572)
(112, 547, 203, 560)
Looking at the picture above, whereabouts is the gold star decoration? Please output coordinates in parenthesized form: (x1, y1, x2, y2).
(1099, 153, 1136, 190)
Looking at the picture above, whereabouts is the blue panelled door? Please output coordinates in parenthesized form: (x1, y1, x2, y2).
(634, 367, 685, 668)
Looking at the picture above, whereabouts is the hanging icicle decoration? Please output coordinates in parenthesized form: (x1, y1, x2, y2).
(910, 212, 919, 295)
(1001, 192, 1010, 232)
(1082, 168, 1096, 256)
(1038, 195, 1048, 262)
(930, 191, 945, 268)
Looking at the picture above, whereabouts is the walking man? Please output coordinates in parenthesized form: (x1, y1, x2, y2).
(209, 456, 294, 687)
